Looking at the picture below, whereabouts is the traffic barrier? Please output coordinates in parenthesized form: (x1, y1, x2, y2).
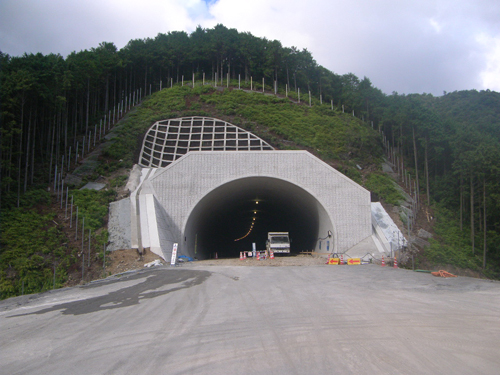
(328, 258, 339, 265)
(240, 252, 243, 260)
(347, 258, 361, 265)
(394, 256, 398, 269)
(381, 256, 385, 267)
(270, 250, 274, 259)
(431, 270, 457, 278)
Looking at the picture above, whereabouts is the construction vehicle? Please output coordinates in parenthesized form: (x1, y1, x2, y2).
(266, 232, 291, 254)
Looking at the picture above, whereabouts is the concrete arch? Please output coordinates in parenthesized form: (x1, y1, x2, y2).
(136, 150, 371, 260)
(181, 176, 337, 259)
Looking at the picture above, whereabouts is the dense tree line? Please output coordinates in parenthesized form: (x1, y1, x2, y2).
(1, 24, 499, 271)
(379, 90, 500, 269)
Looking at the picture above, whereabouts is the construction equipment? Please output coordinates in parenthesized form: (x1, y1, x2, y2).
(266, 232, 291, 254)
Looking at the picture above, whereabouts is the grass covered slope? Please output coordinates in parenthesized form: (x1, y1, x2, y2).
(102, 85, 384, 184)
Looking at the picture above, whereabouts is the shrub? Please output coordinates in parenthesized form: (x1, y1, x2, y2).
(364, 173, 404, 205)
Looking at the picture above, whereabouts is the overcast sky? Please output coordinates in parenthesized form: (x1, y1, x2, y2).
(1, 0, 499, 95)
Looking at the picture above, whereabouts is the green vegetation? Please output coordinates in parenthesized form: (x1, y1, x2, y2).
(0, 189, 115, 299)
(364, 173, 404, 205)
(0, 209, 68, 298)
(71, 189, 116, 231)
(422, 205, 500, 279)
(199, 90, 379, 161)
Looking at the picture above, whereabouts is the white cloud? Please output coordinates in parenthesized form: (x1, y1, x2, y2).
(429, 18, 442, 33)
(477, 34, 500, 91)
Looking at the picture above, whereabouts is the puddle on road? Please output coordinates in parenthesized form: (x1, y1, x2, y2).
(8, 269, 211, 317)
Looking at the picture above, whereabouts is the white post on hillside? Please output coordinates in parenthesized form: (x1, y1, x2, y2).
(353, 110, 355, 117)
(274, 80, 277, 95)
(182, 75, 184, 86)
(262, 78, 264, 93)
(320, 95, 322, 104)
(215, 72, 217, 87)
(171, 78, 173, 88)
(331, 100, 333, 110)
(342, 104, 344, 113)
(149, 84, 151, 96)
(251, 76, 253, 91)
(160, 80, 162, 91)
(298, 88, 300, 103)
(203, 72, 205, 85)
(192, 73, 195, 88)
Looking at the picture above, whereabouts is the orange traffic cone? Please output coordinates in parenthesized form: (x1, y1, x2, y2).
(240, 252, 243, 260)
(340, 254, 344, 265)
(270, 250, 274, 259)
(326, 253, 331, 264)
(381, 256, 385, 266)
(243, 252, 247, 259)
(257, 252, 260, 260)
(215, 252, 218, 259)
(394, 256, 398, 269)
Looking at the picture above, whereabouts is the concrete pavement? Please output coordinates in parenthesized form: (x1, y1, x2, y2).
(1, 264, 499, 374)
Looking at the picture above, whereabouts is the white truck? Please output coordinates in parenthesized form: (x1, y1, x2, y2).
(266, 232, 291, 254)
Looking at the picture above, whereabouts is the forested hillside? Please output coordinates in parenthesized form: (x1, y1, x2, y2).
(1, 24, 499, 298)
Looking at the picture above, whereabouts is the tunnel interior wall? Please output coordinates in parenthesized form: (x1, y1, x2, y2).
(181, 177, 333, 259)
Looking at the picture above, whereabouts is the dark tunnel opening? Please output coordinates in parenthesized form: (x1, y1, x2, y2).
(182, 177, 334, 259)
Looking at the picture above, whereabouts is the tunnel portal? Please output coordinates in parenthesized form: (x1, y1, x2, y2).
(131, 149, 371, 261)
(125, 117, 371, 260)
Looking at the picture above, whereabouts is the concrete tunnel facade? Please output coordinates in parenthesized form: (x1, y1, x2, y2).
(130, 150, 372, 261)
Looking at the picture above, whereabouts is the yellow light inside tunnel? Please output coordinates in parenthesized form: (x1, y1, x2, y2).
(234, 215, 257, 242)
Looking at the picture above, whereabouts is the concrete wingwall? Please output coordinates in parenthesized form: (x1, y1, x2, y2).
(136, 150, 371, 260)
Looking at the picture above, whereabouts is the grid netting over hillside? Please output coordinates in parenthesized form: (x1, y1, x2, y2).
(139, 117, 274, 168)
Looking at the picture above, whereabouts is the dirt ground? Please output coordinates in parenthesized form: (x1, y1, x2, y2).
(65, 248, 162, 286)
(65, 252, 332, 286)
(187, 253, 331, 267)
